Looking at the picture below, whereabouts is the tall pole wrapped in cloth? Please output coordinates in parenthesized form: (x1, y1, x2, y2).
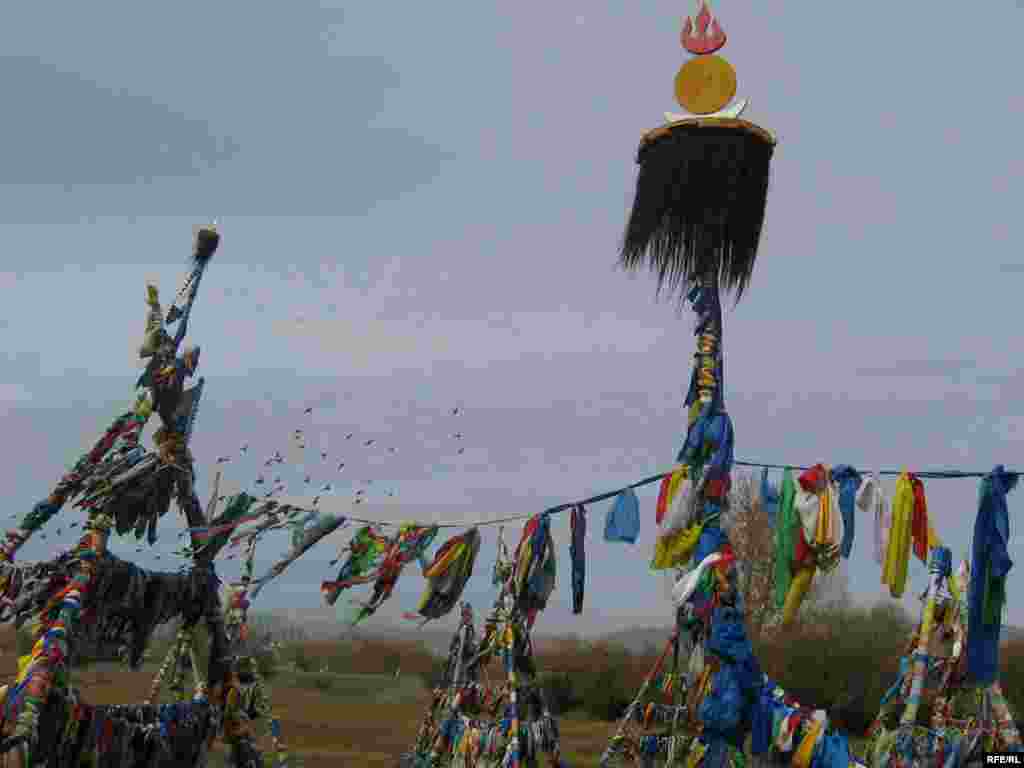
(615, 5, 776, 768)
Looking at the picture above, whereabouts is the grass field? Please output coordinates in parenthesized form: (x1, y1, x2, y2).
(0, 659, 867, 767)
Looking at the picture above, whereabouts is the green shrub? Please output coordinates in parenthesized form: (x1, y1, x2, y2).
(756, 602, 910, 736)
(254, 650, 278, 681)
(311, 673, 334, 692)
(578, 664, 632, 721)
(1000, 638, 1024, 731)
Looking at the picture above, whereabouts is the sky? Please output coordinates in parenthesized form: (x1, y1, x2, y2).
(2, 0, 1024, 639)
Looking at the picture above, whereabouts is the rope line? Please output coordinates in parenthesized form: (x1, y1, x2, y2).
(277, 459, 1017, 531)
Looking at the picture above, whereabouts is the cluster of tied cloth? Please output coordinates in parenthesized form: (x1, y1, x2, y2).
(679, 604, 857, 768)
(0, 551, 221, 671)
(759, 464, 943, 624)
(423, 708, 561, 768)
(1, 688, 222, 768)
(319, 521, 486, 628)
(761, 463, 1016, 686)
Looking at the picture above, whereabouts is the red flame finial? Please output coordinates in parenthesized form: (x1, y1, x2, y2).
(681, 0, 727, 56)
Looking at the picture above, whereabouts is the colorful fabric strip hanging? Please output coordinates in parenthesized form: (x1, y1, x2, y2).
(760, 468, 779, 529)
(884, 471, 914, 598)
(967, 465, 1016, 685)
(322, 525, 388, 606)
(772, 469, 796, 610)
(908, 473, 930, 564)
(605, 488, 640, 543)
(656, 466, 690, 535)
(830, 465, 861, 558)
(855, 473, 888, 566)
(413, 527, 481, 622)
(352, 524, 439, 624)
(249, 511, 347, 599)
(569, 505, 585, 615)
(514, 514, 556, 628)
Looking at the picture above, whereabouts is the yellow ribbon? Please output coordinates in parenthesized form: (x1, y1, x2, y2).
(815, 467, 832, 546)
(782, 566, 816, 626)
(884, 471, 913, 598)
(651, 524, 704, 570)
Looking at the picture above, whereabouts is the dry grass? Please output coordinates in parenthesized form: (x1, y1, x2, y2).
(0, 631, 622, 765)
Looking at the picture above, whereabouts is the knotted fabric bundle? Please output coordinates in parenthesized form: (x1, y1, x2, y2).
(700, 606, 764, 768)
(671, 550, 734, 608)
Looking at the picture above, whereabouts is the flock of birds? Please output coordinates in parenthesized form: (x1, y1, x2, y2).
(216, 404, 465, 505)
(15, 403, 471, 577)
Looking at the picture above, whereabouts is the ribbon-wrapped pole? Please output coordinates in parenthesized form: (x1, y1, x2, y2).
(899, 547, 951, 727)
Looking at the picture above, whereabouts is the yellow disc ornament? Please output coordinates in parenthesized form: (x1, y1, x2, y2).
(673, 54, 737, 115)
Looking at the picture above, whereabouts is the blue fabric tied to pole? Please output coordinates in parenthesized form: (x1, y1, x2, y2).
(440, 716, 458, 743)
(815, 730, 853, 768)
(929, 546, 952, 578)
(677, 407, 735, 475)
(701, 606, 763, 768)
(527, 512, 553, 598)
(967, 465, 1017, 684)
(604, 488, 640, 543)
(761, 468, 780, 529)
(693, 521, 728, 566)
(750, 683, 777, 756)
(831, 465, 861, 558)
(640, 735, 659, 754)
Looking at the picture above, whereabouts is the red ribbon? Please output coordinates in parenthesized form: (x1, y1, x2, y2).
(908, 473, 929, 564)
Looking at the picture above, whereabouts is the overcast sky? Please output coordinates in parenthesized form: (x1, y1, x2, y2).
(3, 1, 1024, 638)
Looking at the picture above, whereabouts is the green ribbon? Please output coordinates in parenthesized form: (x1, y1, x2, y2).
(773, 469, 797, 610)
